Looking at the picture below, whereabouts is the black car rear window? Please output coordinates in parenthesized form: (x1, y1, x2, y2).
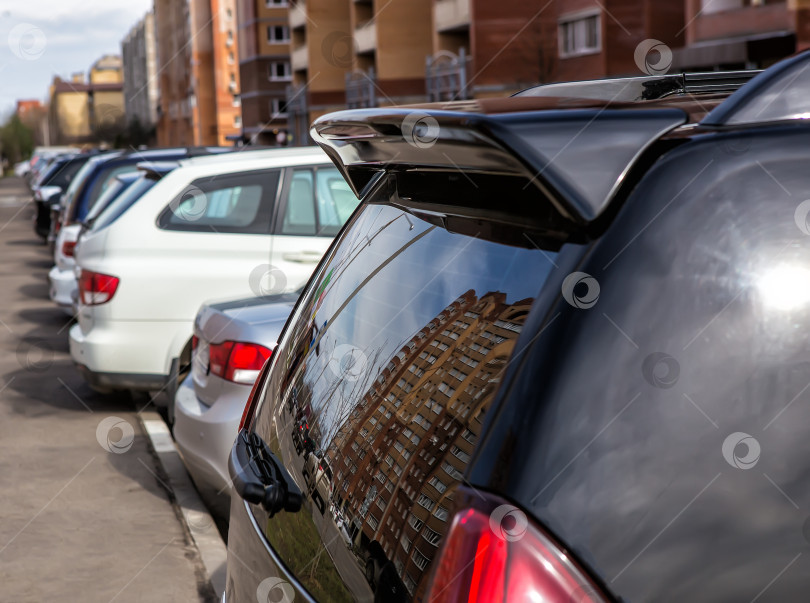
(250, 176, 571, 601)
(43, 158, 86, 190)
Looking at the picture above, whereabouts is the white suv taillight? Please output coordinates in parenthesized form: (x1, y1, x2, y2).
(79, 270, 119, 305)
(426, 490, 608, 603)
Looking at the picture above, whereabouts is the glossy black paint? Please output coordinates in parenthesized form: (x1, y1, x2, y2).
(472, 123, 810, 602)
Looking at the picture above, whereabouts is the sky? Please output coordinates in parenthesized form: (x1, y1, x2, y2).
(0, 0, 152, 116)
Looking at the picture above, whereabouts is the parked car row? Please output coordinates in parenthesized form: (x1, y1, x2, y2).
(26, 143, 361, 529)
(220, 52, 810, 603)
(23, 50, 810, 602)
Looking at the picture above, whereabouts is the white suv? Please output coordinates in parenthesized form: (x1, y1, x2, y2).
(69, 147, 359, 394)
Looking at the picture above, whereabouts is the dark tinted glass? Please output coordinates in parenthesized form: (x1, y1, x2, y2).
(158, 169, 280, 234)
(474, 126, 810, 602)
(43, 158, 86, 190)
(251, 185, 560, 601)
(82, 164, 140, 218)
(91, 177, 156, 232)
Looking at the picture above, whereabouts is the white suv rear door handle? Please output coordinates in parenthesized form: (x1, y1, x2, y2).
(282, 250, 321, 264)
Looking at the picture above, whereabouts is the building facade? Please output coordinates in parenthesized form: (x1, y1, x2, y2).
(122, 12, 159, 132)
(47, 56, 126, 145)
(235, 0, 291, 145)
(674, 0, 810, 70)
(154, 0, 242, 147)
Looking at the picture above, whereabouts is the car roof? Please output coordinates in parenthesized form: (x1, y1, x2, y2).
(178, 145, 325, 168)
(171, 146, 328, 179)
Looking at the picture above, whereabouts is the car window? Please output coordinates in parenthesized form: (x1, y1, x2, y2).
(279, 167, 361, 237)
(251, 183, 562, 601)
(45, 159, 85, 190)
(315, 168, 360, 236)
(91, 177, 156, 232)
(61, 159, 96, 215)
(281, 169, 317, 235)
(84, 164, 140, 217)
(85, 177, 129, 223)
(159, 169, 280, 234)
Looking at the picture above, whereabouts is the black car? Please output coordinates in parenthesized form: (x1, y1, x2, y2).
(225, 51, 810, 602)
(32, 153, 93, 239)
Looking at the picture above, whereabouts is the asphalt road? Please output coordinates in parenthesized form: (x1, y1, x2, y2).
(0, 177, 214, 602)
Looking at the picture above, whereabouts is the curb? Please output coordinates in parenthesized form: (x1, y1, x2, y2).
(138, 411, 228, 599)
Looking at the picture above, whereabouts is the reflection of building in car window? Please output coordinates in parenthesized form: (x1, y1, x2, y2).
(323, 288, 533, 599)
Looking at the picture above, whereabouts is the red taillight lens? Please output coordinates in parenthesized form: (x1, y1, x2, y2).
(209, 341, 272, 385)
(54, 220, 62, 234)
(427, 491, 607, 603)
(62, 240, 77, 257)
(78, 270, 119, 306)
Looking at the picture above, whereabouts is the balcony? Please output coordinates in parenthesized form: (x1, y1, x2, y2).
(291, 45, 308, 71)
(354, 21, 376, 54)
(434, 0, 470, 33)
(290, 2, 306, 30)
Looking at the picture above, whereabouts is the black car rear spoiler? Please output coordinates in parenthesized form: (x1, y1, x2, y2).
(311, 107, 686, 225)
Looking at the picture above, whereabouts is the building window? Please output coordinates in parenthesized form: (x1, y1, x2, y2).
(558, 12, 600, 58)
(232, 94, 241, 107)
(412, 548, 430, 571)
(270, 98, 288, 117)
(267, 25, 290, 44)
(266, 0, 288, 6)
(228, 52, 235, 65)
(268, 61, 292, 81)
(234, 115, 242, 128)
(417, 494, 435, 511)
(226, 30, 234, 47)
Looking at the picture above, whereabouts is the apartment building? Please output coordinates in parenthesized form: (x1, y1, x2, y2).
(323, 289, 532, 599)
(154, 0, 242, 147)
(122, 12, 159, 131)
(235, 0, 292, 145)
(286, 0, 353, 145)
(674, 0, 810, 70)
(47, 56, 126, 145)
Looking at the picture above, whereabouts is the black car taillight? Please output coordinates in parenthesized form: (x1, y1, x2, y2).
(426, 488, 608, 603)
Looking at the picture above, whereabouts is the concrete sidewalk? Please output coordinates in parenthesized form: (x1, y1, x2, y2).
(0, 177, 214, 602)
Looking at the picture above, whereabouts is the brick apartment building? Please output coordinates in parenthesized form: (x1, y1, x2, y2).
(122, 12, 159, 132)
(154, 0, 242, 147)
(674, 0, 810, 70)
(317, 290, 532, 599)
(235, 0, 292, 145)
